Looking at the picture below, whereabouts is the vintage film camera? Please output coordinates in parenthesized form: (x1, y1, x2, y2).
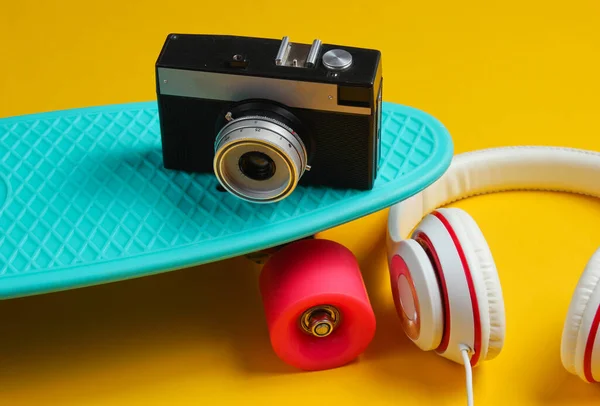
(155, 33, 383, 203)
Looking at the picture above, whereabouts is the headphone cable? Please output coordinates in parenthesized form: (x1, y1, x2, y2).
(459, 344, 474, 406)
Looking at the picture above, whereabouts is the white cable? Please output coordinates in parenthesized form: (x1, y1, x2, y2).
(459, 344, 474, 406)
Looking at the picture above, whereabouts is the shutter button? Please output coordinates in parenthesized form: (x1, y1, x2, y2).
(322, 49, 353, 70)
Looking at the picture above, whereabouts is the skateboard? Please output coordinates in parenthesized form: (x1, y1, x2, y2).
(0, 100, 453, 369)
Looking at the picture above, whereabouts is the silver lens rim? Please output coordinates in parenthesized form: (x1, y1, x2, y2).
(214, 116, 307, 203)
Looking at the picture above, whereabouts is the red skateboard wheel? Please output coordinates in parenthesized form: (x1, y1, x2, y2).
(259, 239, 376, 371)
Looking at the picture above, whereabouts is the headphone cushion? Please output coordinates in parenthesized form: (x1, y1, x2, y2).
(437, 208, 506, 361)
(452, 209, 506, 360)
(561, 249, 600, 379)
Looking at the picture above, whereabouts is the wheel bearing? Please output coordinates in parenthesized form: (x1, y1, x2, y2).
(300, 305, 340, 338)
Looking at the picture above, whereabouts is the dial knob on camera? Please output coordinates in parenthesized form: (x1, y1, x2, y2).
(322, 49, 353, 70)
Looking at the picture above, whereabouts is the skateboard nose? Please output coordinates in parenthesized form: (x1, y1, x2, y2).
(300, 305, 340, 338)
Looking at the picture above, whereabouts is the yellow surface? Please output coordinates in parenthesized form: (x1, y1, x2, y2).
(2, 1, 600, 405)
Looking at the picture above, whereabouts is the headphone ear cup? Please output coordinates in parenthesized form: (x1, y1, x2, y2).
(561, 249, 600, 382)
(410, 208, 504, 365)
(389, 239, 444, 351)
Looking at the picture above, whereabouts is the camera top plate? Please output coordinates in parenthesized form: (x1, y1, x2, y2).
(0, 100, 453, 299)
(156, 34, 380, 86)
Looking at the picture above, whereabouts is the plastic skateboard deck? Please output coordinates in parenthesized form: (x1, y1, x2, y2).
(0, 101, 453, 300)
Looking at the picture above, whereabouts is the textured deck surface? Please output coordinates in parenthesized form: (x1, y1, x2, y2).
(0, 101, 453, 298)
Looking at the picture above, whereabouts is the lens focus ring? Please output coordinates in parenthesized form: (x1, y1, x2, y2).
(214, 116, 307, 203)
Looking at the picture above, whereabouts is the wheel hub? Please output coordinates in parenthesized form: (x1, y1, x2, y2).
(300, 305, 340, 337)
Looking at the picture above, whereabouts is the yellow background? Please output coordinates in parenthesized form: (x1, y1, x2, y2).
(2, 1, 600, 405)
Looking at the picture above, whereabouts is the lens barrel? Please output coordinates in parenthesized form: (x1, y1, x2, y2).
(214, 115, 307, 203)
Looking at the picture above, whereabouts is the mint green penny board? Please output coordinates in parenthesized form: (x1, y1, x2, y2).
(0, 101, 453, 299)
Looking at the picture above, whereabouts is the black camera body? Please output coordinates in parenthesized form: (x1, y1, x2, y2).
(155, 33, 383, 203)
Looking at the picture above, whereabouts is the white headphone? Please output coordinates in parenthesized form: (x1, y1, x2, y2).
(386, 146, 600, 403)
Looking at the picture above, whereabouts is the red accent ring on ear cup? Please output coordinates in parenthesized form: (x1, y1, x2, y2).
(413, 232, 451, 354)
(584, 305, 600, 383)
(432, 211, 482, 366)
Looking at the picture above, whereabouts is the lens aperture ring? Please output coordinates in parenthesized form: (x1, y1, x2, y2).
(213, 116, 308, 203)
(215, 116, 306, 168)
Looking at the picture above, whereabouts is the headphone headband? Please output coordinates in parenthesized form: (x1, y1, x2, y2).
(387, 146, 600, 258)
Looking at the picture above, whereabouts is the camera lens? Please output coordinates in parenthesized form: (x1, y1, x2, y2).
(214, 115, 307, 203)
(239, 151, 276, 181)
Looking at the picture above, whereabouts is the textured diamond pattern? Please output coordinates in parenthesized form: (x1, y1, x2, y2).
(0, 101, 452, 297)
